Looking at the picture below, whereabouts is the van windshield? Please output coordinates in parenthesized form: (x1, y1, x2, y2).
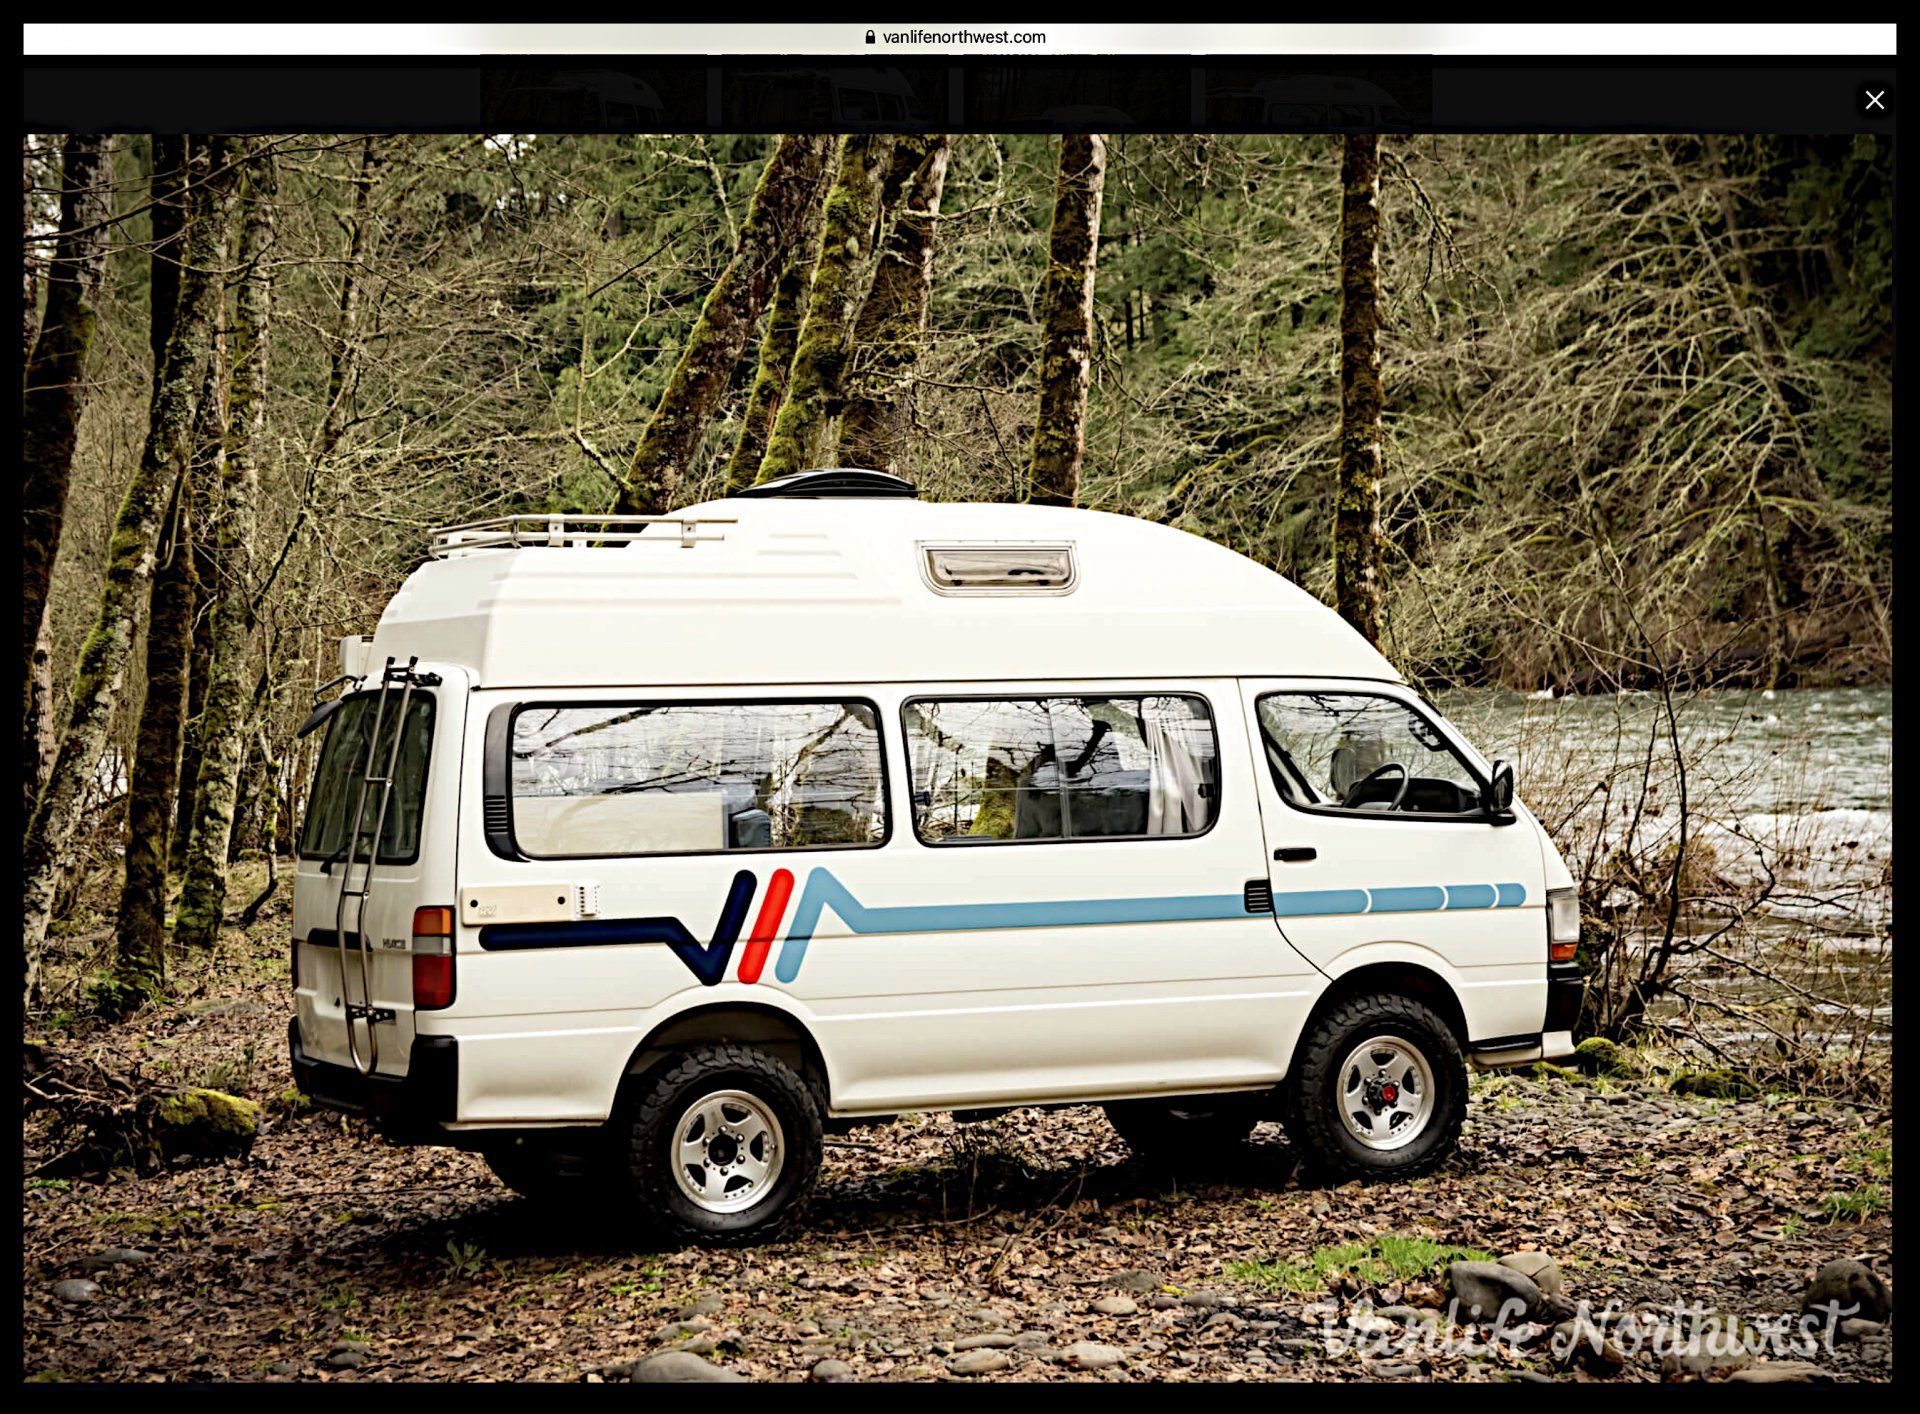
(300, 694, 435, 864)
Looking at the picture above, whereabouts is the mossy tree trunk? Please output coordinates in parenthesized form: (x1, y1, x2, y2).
(836, 135, 952, 476)
(112, 136, 198, 999)
(112, 478, 196, 1001)
(21, 135, 114, 818)
(1027, 134, 1106, 507)
(22, 137, 240, 1007)
(176, 153, 276, 951)
(722, 229, 820, 491)
(1332, 132, 1386, 649)
(21, 137, 38, 360)
(755, 134, 893, 484)
(616, 135, 833, 514)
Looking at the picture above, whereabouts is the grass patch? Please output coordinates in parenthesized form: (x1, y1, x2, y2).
(1226, 1233, 1494, 1294)
(1818, 1184, 1888, 1223)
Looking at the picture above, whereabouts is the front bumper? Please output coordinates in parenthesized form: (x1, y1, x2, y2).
(287, 1018, 458, 1141)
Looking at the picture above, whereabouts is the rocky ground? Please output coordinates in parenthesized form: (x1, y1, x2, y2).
(22, 915, 1895, 1383)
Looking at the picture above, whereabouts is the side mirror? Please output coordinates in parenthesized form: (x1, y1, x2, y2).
(1485, 761, 1516, 817)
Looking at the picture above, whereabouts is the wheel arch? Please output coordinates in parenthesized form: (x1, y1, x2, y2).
(1298, 956, 1471, 1051)
(618, 993, 834, 1112)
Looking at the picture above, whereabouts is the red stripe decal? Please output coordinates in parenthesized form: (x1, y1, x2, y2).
(737, 868, 795, 984)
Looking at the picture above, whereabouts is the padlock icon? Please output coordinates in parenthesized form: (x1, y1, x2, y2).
(865, 28, 876, 44)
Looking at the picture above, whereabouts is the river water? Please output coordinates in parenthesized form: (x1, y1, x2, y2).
(1434, 686, 1892, 1057)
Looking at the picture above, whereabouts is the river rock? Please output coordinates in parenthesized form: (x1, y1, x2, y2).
(627, 1350, 746, 1383)
(1661, 1336, 1752, 1379)
(1058, 1341, 1126, 1370)
(952, 1332, 1015, 1350)
(79, 1247, 152, 1271)
(947, 1348, 1011, 1376)
(1836, 1318, 1886, 1342)
(1499, 1251, 1565, 1299)
(1091, 1294, 1137, 1316)
(1803, 1259, 1891, 1322)
(809, 1358, 854, 1383)
(1725, 1361, 1834, 1384)
(51, 1278, 99, 1303)
(1447, 1261, 1542, 1322)
(1552, 1317, 1625, 1373)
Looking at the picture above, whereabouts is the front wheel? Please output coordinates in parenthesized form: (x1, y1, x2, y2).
(623, 1043, 823, 1245)
(1284, 993, 1467, 1180)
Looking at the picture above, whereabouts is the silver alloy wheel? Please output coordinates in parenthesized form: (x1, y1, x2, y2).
(1336, 1035, 1436, 1151)
(670, 1089, 785, 1214)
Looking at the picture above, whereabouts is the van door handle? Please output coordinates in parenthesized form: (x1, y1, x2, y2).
(1273, 847, 1317, 863)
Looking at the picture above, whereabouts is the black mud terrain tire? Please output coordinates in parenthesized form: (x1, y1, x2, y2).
(1103, 1093, 1264, 1169)
(624, 1043, 823, 1246)
(1284, 992, 1467, 1180)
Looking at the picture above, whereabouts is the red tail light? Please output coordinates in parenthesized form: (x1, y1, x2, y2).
(411, 906, 456, 1011)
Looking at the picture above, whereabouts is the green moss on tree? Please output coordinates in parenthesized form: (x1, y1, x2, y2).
(1027, 134, 1106, 506)
(756, 134, 892, 484)
(176, 153, 277, 950)
(723, 235, 817, 491)
(1332, 132, 1386, 648)
(22, 135, 113, 807)
(618, 135, 834, 514)
(837, 136, 952, 476)
(22, 136, 241, 1007)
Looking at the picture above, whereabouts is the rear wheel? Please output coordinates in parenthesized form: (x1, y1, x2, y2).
(1284, 992, 1466, 1180)
(623, 1043, 823, 1245)
(1103, 1094, 1263, 1168)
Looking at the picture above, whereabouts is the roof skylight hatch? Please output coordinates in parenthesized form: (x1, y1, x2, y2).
(919, 542, 1078, 596)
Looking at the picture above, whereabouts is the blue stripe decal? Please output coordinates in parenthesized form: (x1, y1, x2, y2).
(773, 870, 1245, 983)
(1368, 886, 1448, 914)
(1270, 888, 1370, 918)
(769, 870, 1529, 983)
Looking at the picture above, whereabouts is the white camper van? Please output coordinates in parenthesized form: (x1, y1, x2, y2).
(289, 469, 1582, 1243)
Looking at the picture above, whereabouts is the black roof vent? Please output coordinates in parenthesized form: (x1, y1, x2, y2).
(733, 468, 919, 500)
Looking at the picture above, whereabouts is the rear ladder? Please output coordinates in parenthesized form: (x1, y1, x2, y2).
(332, 656, 436, 1076)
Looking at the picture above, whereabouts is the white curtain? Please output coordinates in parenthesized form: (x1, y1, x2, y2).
(1143, 709, 1207, 835)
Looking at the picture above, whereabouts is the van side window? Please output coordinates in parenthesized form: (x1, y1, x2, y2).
(1256, 692, 1485, 817)
(300, 694, 435, 865)
(507, 702, 887, 858)
(903, 695, 1218, 844)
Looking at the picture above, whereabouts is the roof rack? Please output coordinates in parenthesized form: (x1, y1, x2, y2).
(427, 513, 735, 557)
(733, 467, 919, 499)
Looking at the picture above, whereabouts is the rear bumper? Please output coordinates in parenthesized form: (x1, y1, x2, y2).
(287, 1018, 458, 1141)
(1545, 962, 1586, 1033)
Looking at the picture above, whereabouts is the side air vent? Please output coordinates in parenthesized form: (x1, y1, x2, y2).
(1244, 880, 1274, 914)
(483, 704, 522, 860)
(733, 468, 919, 499)
(920, 542, 1077, 596)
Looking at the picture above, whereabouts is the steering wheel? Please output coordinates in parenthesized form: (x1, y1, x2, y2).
(1342, 761, 1410, 811)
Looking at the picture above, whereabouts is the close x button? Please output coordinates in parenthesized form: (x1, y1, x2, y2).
(1857, 83, 1891, 117)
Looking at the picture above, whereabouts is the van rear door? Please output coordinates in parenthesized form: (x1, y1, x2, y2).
(1239, 679, 1549, 1045)
(292, 666, 465, 1078)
